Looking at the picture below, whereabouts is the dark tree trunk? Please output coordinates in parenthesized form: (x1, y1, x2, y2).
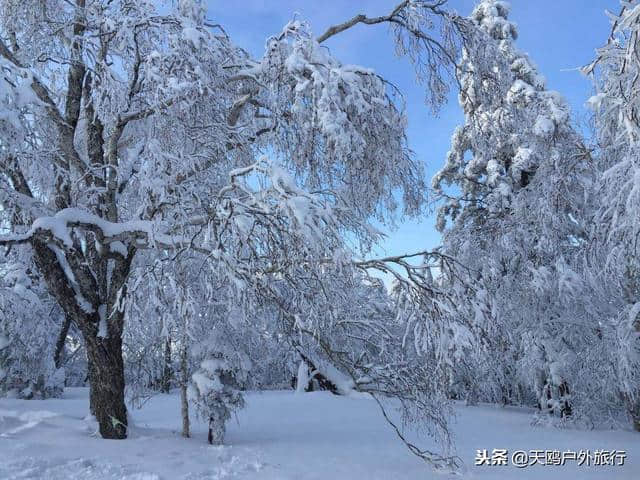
(31, 236, 135, 440)
(296, 351, 339, 395)
(84, 334, 128, 439)
(87, 352, 97, 416)
(54, 314, 73, 369)
(557, 381, 572, 417)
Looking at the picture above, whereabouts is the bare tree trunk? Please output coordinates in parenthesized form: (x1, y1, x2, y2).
(54, 314, 72, 369)
(180, 344, 190, 438)
(84, 333, 128, 439)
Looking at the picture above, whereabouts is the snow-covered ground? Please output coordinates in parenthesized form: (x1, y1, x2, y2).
(0, 388, 638, 479)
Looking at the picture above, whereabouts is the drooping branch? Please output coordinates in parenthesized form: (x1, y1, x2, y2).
(316, 0, 458, 70)
(316, 0, 462, 113)
(370, 393, 462, 472)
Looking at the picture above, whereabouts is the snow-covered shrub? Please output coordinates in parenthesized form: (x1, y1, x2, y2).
(188, 355, 246, 444)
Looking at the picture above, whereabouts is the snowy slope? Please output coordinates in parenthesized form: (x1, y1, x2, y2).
(0, 388, 638, 479)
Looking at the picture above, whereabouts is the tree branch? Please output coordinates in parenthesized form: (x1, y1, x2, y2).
(317, 1, 410, 43)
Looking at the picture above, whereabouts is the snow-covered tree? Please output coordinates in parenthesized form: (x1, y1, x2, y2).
(433, 0, 587, 226)
(189, 355, 246, 445)
(251, 249, 471, 470)
(432, 0, 593, 419)
(584, 0, 640, 430)
(0, 0, 465, 443)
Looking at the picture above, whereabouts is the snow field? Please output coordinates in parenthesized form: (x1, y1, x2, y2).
(0, 388, 638, 479)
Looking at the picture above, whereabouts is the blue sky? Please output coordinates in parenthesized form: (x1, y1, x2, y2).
(206, 0, 612, 257)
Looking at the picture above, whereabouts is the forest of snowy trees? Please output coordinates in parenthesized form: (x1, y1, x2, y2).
(1, 0, 639, 475)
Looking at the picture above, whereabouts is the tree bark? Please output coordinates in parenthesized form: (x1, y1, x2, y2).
(84, 334, 128, 439)
(87, 352, 97, 416)
(30, 240, 132, 439)
(54, 314, 72, 369)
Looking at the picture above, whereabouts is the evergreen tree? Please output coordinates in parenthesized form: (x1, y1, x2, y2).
(433, 0, 592, 418)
